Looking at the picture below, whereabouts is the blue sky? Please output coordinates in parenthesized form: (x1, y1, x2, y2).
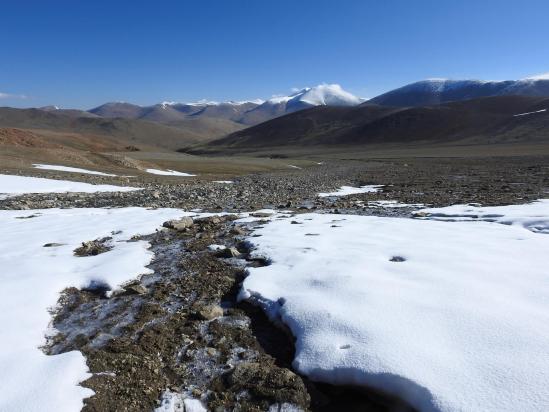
(2, 0, 549, 109)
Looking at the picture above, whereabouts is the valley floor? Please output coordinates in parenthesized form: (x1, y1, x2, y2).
(0, 156, 548, 411)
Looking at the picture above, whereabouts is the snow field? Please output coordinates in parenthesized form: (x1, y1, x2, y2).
(239, 202, 549, 411)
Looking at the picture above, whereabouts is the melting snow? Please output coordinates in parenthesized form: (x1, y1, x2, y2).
(33, 164, 118, 176)
(318, 185, 383, 197)
(239, 201, 549, 412)
(0, 207, 187, 411)
(415, 199, 549, 233)
(155, 391, 207, 412)
(367, 200, 426, 208)
(145, 169, 196, 177)
(0, 174, 139, 199)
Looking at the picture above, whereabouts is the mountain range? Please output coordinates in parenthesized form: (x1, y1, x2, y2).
(194, 95, 549, 152)
(370, 76, 549, 107)
(2, 77, 549, 153)
(87, 84, 363, 127)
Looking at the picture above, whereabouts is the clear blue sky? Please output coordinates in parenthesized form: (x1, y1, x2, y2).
(2, 0, 549, 109)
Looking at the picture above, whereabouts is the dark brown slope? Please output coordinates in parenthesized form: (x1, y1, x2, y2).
(196, 95, 549, 152)
(0, 107, 236, 150)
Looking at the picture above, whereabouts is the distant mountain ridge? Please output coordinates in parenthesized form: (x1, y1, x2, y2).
(88, 84, 363, 126)
(369, 77, 549, 107)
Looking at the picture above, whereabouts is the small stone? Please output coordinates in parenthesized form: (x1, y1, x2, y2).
(43, 242, 64, 247)
(230, 225, 246, 235)
(251, 212, 273, 218)
(124, 282, 148, 295)
(163, 217, 194, 231)
(197, 304, 224, 320)
(216, 247, 241, 258)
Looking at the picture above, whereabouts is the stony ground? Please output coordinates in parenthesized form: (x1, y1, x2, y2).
(2, 156, 548, 212)
(4, 156, 549, 411)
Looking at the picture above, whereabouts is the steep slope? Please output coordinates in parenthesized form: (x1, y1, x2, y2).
(199, 95, 549, 151)
(370, 78, 549, 107)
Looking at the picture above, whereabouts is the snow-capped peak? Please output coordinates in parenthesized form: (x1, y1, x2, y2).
(179, 99, 264, 107)
(160, 101, 177, 109)
(523, 72, 549, 81)
(266, 84, 361, 107)
(299, 84, 362, 106)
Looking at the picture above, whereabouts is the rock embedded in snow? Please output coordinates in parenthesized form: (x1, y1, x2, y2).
(216, 247, 241, 258)
(163, 217, 194, 231)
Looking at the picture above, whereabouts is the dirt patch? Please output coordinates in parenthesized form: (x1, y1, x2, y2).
(0, 128, 61, 148)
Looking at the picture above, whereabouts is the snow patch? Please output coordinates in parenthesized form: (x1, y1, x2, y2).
(0, 174, 139, 198)
(513, 108, 546, 117)
(145, 169, 196, 177)
(318, 185, 383, 197)
(415, 199, 549, 233)
(33, 164, 118, 176)
(367, 200, 426, 208)
(155, 391, 207, 412)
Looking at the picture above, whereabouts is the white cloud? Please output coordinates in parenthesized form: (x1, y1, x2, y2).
(0, 92, 27, 99)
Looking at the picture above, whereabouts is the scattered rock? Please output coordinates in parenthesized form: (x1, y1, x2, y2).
(74, 238, 112, 256)
(216, 247, 241, 258)
(163, 217, 194, 231)
(43, 242, 64, 247)
(123, 282, 148, 295)
(230, 225, 246, 235)
(251, 212, 273, 218)
(196, 304, 224, 320)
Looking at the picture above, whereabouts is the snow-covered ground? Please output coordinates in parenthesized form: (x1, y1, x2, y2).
(239, 201, 549, 412)
(213, 180, 234, 184)
(0, 207, 187, 412)
(318, 185, 383, 197)
(0, 174, 139, 199)
(416, 199, 549, 233)
(33, 164, 118, 176)
(145, 168, 196, 177)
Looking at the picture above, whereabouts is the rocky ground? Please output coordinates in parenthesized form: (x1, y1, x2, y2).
(4, 156, 549, 411)
(2, 156, 549, 212)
